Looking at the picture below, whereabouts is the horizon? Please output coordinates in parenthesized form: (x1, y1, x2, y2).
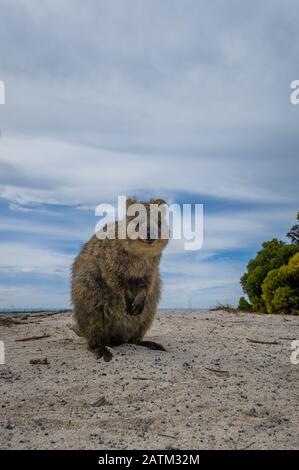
(0, 307, 208, 313)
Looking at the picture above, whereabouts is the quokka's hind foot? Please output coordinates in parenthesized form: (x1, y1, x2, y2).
(88, 342, 113, 362)
(134, 340, 166, 351)
(96, 346, 113, 362)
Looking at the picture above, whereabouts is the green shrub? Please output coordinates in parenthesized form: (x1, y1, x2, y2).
(261, 253, 299, 314)
(240, 239, 299, 310)
(238, 296, 252, 311)
(288, 251, 299, 276)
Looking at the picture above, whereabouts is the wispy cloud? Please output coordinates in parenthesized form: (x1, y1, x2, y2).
(0, 243, 73, 276)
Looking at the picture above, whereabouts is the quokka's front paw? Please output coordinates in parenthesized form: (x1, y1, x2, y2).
(96, 346, 113, 362)
(126, 293, 146, 316)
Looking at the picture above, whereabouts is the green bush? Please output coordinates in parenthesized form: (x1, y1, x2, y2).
(261, 253, 299, 314)
(238, 296, 252, 311)
(289, 251, 299, 276)
(240, 239, 299, 311)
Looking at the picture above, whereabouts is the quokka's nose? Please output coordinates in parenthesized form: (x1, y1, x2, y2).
(146, 229, 152, 240)
(146, 227, 159, 242)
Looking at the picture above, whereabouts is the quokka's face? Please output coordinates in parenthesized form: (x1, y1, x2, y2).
(124, 198, 169, 256)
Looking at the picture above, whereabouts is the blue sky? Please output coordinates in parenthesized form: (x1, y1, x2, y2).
(0, 0, 298, 309)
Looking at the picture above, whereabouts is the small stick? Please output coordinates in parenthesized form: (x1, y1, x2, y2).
(247, 338, 279, 345)
(279, 337, 297, 341)
(132, 377, 152, 381)
(205, 367, 230, 375)
(208, 326, 218, 336)
(15, 334, 51, 342)
(30, 358, 49, 365)
(239, 441, 256, 450)
(157, 433, 177, 439)
(91, 397, 106, 407)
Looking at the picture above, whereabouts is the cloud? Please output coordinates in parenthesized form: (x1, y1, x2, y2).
(160, 254, 244, 309)
(0, 243, 73, 276)
(0, 284, 70, 310)
(0, 133, 298, 209)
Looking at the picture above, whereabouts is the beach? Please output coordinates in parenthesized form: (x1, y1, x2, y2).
(0, 310, 298, 450)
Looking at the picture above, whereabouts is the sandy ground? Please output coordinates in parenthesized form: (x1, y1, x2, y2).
(0, 309, 298, 450)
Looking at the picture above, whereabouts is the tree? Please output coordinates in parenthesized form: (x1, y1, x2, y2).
(240, 239, 299, 311)
(287, 212, 299, 245)
(262, 253, 299, 314)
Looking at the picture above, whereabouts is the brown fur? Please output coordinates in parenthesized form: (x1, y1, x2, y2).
(71, 198, 168, 360)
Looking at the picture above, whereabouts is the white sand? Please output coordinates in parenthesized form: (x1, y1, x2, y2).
(0, 310, 298, 450)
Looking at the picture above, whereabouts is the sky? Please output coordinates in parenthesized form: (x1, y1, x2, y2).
(0, 0, 298, 310)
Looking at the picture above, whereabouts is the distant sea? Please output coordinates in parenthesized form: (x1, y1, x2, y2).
(0, 307, 206, 314)
(0, 308, 68, 314)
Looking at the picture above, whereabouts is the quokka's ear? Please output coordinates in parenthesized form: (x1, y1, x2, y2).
(150, 198, 166, 206)
(126, 197, 137, 209)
